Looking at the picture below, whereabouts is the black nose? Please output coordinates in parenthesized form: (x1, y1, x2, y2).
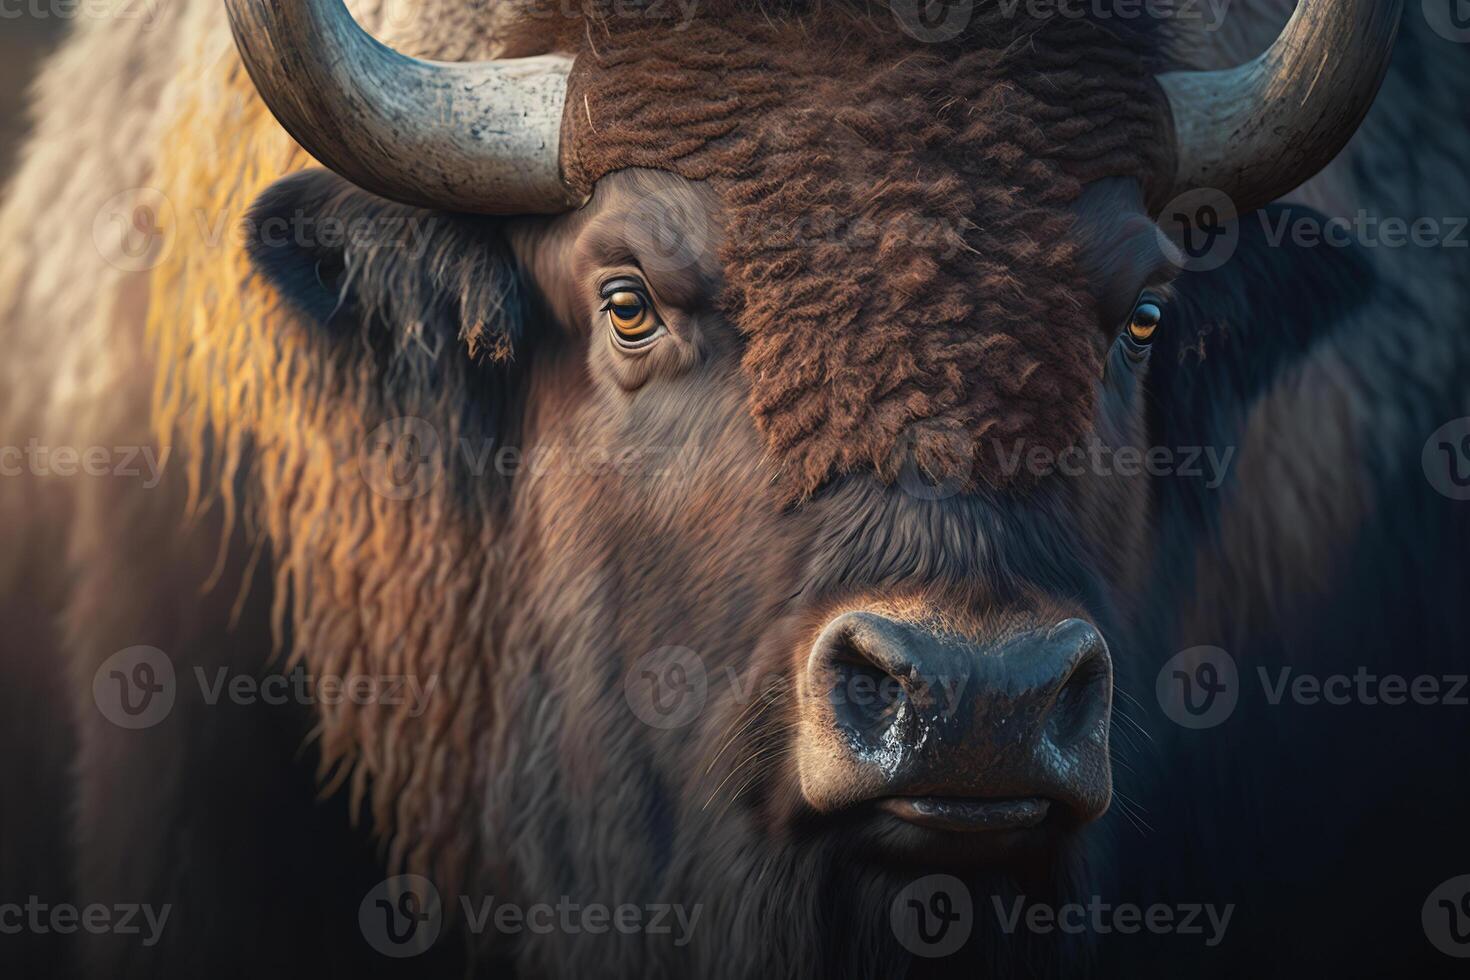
(796, 611, 1113, 830)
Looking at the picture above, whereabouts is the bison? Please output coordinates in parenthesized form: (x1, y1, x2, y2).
(2, 0, 1468, 976)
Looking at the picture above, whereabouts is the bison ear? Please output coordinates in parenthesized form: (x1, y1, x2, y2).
(244, 169, 527, 361)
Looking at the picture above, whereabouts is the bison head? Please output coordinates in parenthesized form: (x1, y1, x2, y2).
(186, 0, 1399, 970)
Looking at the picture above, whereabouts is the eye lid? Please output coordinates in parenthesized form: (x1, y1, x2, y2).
(599, 291, 647, 316)
(1125, 287, 1170, 321)
(598, 274, 652, 300)
(1131, 284, 1170, 308)
(597, 272, 667, 350)
(1121, 288, 1168, 352)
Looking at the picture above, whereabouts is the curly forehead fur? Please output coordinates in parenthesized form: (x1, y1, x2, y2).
(146, 0, 1168, 886)
(561, 1, 1170, 497)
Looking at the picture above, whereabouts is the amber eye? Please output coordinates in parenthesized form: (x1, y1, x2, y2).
(602, 283, 660, 345)
(1127, 297, 1163, 345)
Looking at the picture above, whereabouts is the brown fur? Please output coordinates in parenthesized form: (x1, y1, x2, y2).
(132, 2, 1171, 894)
(9, 3, 1462, 977)
(562, 2, 1170, 499)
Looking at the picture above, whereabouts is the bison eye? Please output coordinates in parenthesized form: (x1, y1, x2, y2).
(1127, 295, 1163, 346)
(601, 279, 662, 347)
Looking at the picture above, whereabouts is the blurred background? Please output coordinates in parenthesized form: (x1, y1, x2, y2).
(0, 17, 65, 174)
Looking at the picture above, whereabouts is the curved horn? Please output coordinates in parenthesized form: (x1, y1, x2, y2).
(223, 0, 583, 214)
(1156, 0, 1403, 215)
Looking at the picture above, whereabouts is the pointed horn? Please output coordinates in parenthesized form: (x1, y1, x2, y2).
(1156, 0, 1403, 215)
(224, 0, 583, 214)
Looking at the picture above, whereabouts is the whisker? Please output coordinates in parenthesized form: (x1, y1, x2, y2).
(1111, 789, 1154, 835)
(715, 748, 788, 824)
(704, 684, 788, 776)
(1111, 705, 1155, 744)
(702, 741, 786, 812)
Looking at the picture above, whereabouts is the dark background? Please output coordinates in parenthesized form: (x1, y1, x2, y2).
(0, 17, 64, 174)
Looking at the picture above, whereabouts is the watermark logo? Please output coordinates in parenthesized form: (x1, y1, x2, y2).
(994, 0, 1233, 30)
(461, 897, 701, 944)
(1158, 188, 1240, 272)
(623, 187, 712, 276)
(890, 875, 973, 958)
(625, 646, 708, 730)
(1423, 418, 1470, 500)
(892, 424, 973, 502)
(359, 417, 445, 500)
(93, 646, 175, 729)
(194, 663, 439, 716)
(1423, 875, 1470, 957)
(993, 438, 1235, 487)
(1424, 0, 1470, 44)
(1156, 645, 1238, 729)
(891, 0, 974, 42)
(0, 897, 170, 947)
(93, 187, 174, 273)
(1259, 209, 1468, 251)
(360, 875, 443, 958)
(1258, 666, 1467, 707)
(0, 440, 170, 487)
(993, 896, 1233, 946)
(0, 0, 165, 30)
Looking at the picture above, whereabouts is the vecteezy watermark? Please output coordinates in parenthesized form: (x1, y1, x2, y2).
(0, 897, 170, 947)
(892, 0, 1232, 43)
(461, 897, 702, 947)
(1156, 646, 1239, 729)
(1159, 188, 1470, 272)
(993, 438, 1237, 488)
(93, 190, 442, 273)
(93, 646, 176, 730)
(890, 423, 974, 502)
(1423, 418, 1470, 501)
(622, 187, 714, 276)
(92, 187, 174, 273)
(997, 0, 1232, 29)
(358, 876, 703, 958)
(360, 875, 443, 958)
(195, 663, 439, 717)
(1158, 188, 1242, 272)
(992, 896, 1234, 947)
(1259, 210, 1470, 251)
(624, 648, 975, 731)
(1424, 0, 1470, 44)
(891, 875, 974, 958)
(1258, 667, 1469, 708)
(625, 646, 709, 730)
(93, 647, 440, 729)
(375, 0, 702, 33)
(356, 416, 712, 500)
(0, 440, 170, 487)
(358, 417, 446, 501)
(1423, 875, 1470, 958)
(240, 210, 440, 259)
(1157, 646, 1469, 729)
(0, 0, 163, 28)
(890, 0, 976, 43)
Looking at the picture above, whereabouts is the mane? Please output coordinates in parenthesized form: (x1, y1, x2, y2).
(145, 0, 1169, 888)
(148, 49, 511, 890)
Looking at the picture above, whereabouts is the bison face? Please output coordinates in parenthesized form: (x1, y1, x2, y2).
(224, 0, 1396, 967)
(247, 165, 1171, 894)
(503, 168, 1156, 862)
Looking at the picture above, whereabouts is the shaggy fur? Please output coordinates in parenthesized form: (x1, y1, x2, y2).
(562, 2, 1170, 498)
(4, 2, 1468, 977)
(136, 0, 1173, 891)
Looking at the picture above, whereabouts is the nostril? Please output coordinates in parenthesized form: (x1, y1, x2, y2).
(828, 633, 908, 736)
(1046, 645, 1112, 746)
